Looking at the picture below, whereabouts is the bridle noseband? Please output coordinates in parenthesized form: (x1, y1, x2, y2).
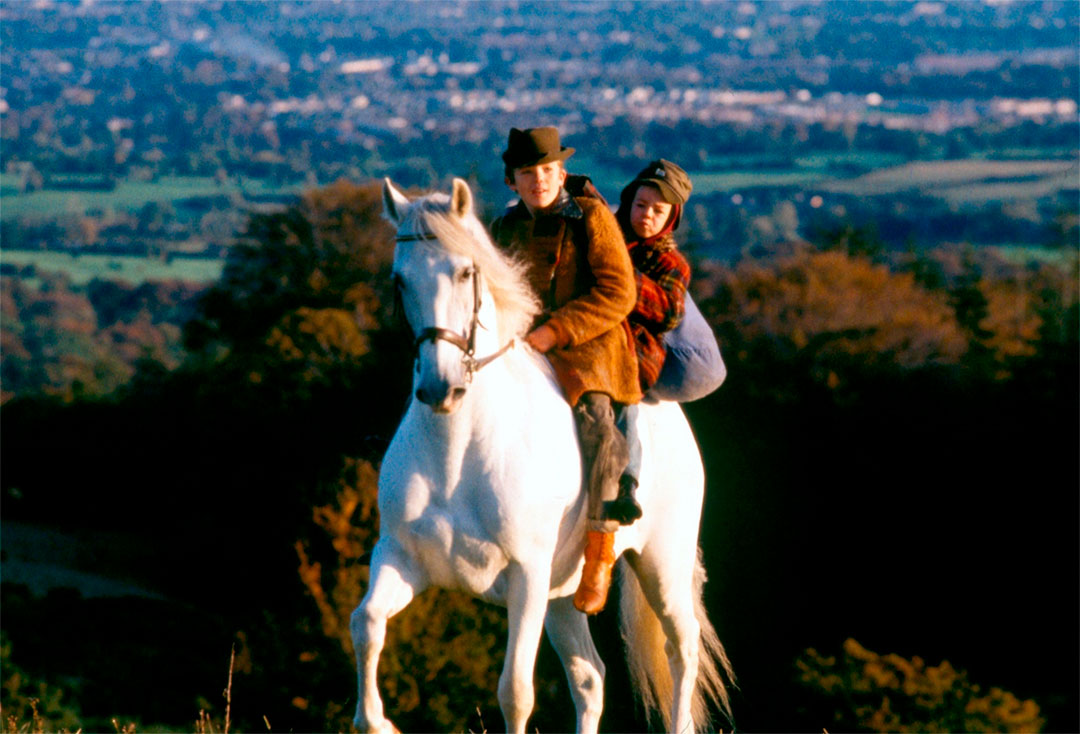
(396, 230, 514, 382)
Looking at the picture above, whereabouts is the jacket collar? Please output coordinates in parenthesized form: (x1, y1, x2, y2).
(507, 188, 584, 221)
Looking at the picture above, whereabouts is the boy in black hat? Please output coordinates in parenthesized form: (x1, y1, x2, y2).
(491, 126, 640, 615)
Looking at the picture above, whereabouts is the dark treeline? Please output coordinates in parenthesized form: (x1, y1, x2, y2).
(1, 181, 1077, 732)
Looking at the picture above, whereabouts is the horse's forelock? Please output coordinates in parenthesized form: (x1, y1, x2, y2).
(394, 190, 449, 236)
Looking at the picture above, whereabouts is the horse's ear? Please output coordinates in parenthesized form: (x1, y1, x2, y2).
(383, 178, 410, 224)
(450, 177, 473, 219)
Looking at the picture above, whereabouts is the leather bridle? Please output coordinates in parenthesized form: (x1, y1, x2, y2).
(396, 230, 514, 382)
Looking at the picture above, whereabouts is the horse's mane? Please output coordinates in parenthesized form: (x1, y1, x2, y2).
(400, 193, 541, 344)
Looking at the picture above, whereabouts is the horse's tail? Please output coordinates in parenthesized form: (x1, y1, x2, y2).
(618, 549, 735, 731)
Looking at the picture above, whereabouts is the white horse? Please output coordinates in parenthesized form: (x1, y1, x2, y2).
(350, 177, 734, 734)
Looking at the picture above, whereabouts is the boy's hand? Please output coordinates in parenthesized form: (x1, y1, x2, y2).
(525, 324, 558, 353)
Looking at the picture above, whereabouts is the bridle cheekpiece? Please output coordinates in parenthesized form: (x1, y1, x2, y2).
(395, 228, 514, 382)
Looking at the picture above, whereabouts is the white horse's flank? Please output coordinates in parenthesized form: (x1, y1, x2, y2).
(351, 177, 734, 734)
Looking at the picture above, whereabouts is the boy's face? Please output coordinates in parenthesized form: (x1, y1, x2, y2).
(629, 184, 674, 240)
(508, 161, 567, 212)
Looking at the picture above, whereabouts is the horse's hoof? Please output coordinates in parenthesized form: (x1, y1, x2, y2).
(352, 717, 400, 734)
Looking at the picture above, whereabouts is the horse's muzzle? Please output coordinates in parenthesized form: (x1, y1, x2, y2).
(416, 382, 467, 414)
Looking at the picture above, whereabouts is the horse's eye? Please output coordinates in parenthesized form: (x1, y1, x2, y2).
(457, 267, 475, 283)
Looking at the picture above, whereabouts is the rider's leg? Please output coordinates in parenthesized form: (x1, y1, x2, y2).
(571, 391, 626, 614)
(607, 403, 643, 525)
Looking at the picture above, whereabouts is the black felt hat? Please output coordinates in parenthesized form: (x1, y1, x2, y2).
(501, 127, 575, 170)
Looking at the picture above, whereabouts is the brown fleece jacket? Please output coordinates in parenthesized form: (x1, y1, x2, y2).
(492, 193, 642, 407)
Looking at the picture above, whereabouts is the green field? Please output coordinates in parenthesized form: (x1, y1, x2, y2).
(822, 159, 1079, 198)
(1, 250, 224, 285)
(664, 155, 1079, 201)
(0, 175, 303, 220)
(640, 152, 910, 196)
(935, 169, 1080, 204)
(690, 170, 828, 194)
(700, 150, 909, 173)
(991, 244, 1080, 269)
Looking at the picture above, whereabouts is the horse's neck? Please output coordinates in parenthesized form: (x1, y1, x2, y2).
(411, 348, 545, 493)
(411, 397, 476, 490)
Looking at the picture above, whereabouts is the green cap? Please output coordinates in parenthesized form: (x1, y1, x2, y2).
(630, 159, 692, 205)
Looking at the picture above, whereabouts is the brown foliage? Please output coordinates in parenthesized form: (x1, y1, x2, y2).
(700, 245, 968, 389)
(697, 241, 1078, 393)
(0, 273, 195, 402)
(266, 306, 371, 381)
(917, 245, 1079, 377)
(299, 179, 396, 278)
(186, 179, 395, 385)
(798, 638, 1045, 733)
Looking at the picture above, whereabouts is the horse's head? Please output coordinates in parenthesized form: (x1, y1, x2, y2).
(383, 177, 500, 415)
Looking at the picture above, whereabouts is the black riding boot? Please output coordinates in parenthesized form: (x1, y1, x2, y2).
(605, 474, 642, 526)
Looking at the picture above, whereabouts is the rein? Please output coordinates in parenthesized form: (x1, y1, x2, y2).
(396, 229, 515, 382)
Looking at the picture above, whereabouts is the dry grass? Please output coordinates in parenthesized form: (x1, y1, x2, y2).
(2, 699, 79, 734)
(2, 645, 252, 734)
(194, 645, 238, 734)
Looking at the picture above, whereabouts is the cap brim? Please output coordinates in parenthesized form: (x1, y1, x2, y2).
(638, 177, 683, 205)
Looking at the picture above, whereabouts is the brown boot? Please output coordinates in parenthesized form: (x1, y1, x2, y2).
(573, 530, 616, 615)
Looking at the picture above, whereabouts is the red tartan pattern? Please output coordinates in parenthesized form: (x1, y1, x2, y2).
(626, 236, 691, 391)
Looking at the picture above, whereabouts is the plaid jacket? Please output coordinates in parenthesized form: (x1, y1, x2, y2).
(626, 235, 691, 391)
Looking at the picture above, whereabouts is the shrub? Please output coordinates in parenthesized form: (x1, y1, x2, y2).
(797, 638, 1044, 733)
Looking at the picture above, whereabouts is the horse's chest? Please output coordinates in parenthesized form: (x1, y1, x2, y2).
(405, 508, 512, 601)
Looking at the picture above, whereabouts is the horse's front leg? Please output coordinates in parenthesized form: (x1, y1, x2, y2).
(498, 562, 552, 734)
(350, 540, 425, 734)
(544, 595, 605, 734)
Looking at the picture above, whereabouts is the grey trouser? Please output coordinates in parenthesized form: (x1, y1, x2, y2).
(617, 403, 641, 483)
(573, 392, 629, 533)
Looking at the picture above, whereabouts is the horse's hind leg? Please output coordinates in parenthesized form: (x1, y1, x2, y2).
(544, 596, 605, 734)
(350, 541, 425, 734)
(624, 552, 700, 733)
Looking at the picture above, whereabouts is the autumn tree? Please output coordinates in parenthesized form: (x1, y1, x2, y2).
(899, 243, 1079, 379)
(698, 243, 969, 399)
(0, 272, 197, 402)
(184, 179, 400, 389)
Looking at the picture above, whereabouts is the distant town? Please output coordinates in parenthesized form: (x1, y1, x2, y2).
(2, 0, 1078, 260)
